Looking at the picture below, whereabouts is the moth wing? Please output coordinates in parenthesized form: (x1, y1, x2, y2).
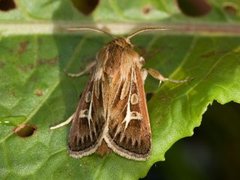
(105, 67, 151, 160)
(68, 77, 105, 158)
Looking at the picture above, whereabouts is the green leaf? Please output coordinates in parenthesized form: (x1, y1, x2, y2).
(1, 32, 240, 180)
(0, 0, 240, 179)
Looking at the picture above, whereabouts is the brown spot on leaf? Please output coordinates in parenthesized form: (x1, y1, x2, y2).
(177, 0, 212, 17)
(18, 64, 35, 72)
(10, 90, 16, 97)
(201, 50, 216, 58)
(0, 61, 5, 68)
(17, 41, 29, 54)
(142, 4, 154, 14)
(71, 0, 99, 15)
(0, 0, 16, 11)
(201, 50, 227, 58)
(223, 3, 238, 16)
(37, 57, 58, 66)
(14, 124, 37, 138)
(34, 89, 44, 96)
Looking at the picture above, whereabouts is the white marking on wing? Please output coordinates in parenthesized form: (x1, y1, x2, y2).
(122, 68, 142, 130)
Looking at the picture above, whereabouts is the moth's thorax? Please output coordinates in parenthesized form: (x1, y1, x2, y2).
(95, 38, 142, 80)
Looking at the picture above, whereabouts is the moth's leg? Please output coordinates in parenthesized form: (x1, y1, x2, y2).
(66, 61, 96, 78)
(141, 68, 148, 82)
(50, 114, 74, 130)
(147, 68, 188, 85)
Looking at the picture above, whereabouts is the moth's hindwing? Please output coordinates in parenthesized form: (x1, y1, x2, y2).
(106, 66, 151, 160)
(68, 78, 105, 158)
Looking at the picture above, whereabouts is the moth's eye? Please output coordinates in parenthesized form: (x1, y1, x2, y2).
(139, 57, 145, 64)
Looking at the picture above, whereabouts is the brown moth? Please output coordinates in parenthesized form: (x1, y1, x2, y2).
(50, 27, 187, 161)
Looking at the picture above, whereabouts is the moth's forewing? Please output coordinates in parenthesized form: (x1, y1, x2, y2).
(68, 78, 106, 158)
(105, 65, 151, 160)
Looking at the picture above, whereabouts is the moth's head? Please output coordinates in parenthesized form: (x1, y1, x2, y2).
(110, 38, 133, 48)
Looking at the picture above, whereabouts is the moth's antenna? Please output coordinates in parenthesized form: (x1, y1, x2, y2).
(67, 27, 114, 38)
(126, 27, 168, 40)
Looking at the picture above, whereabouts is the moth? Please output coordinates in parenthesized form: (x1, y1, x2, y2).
(50, 27, 187, 161)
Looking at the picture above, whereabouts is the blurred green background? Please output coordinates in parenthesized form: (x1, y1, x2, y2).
(144, 101, 240, 180)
